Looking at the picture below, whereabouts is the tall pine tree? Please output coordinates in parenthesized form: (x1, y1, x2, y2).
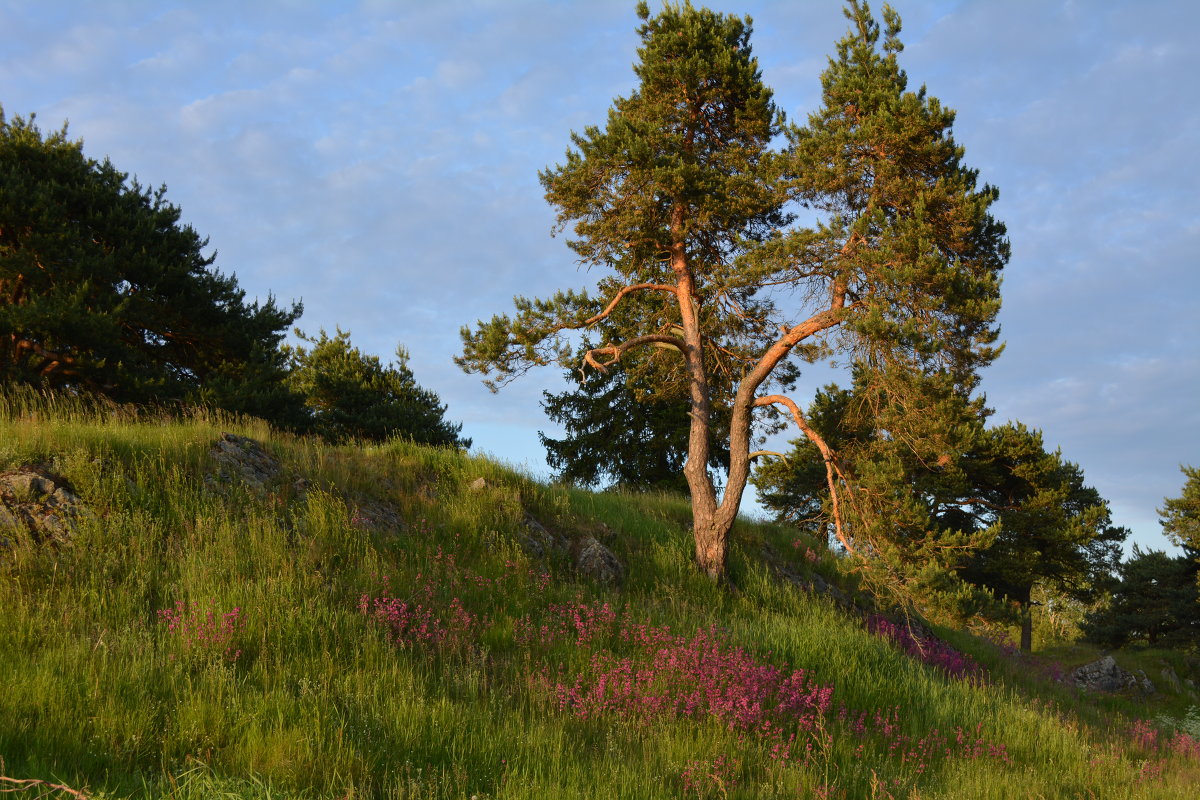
(0, 110, 301, 421)
(459, 2, 1006, 580)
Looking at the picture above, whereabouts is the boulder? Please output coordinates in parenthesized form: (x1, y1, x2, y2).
(0, 466, 88, 544)
(574, 535, 624, 585)
(208, 433, 281, 489)
(1072, 656, 1155, 694)
(518, 512, 568, 559)
(349, 497, 406, 532)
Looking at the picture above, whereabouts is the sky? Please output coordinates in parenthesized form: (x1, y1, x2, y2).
(1, 0, 1197, 552)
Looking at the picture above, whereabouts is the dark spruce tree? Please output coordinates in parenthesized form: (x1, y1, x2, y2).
(0, 110, 301, 423)
(1082, 545, 1199, 650)
(458, 2, 1006, 580)
(539, 361, 731, 494)
(285, 329, 468, 447)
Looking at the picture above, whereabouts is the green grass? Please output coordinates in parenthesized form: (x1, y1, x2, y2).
(1, 390, 1198, 799)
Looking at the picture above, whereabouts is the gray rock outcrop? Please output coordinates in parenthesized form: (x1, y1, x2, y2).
(0, 466, 88, 544)
(208, 433, 282, 489)
(574, 535, 625, 585)
(1072, 655, 1156, 694)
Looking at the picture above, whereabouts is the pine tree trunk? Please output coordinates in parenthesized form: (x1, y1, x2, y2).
(693, 513, 729, 581)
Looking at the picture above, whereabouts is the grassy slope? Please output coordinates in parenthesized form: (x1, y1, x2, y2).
(1, 395, 1197, 799)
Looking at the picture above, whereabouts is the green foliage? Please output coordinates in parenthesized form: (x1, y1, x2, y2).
(458, 2, 786, 388)
(958, 423, 1126, 611)
(1160, 465, 1200, 554)
(0, 109, 302, 424)
(284, 328, 468, 447)
(3, 390, 1199, 799)
(1082, 545, 1200, 650)
(775, 0, 1007, 389)
(459, 1, 1008, 580)
(755, 382, 1125, 640)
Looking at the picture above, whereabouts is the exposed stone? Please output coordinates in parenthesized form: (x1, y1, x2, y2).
(208, 433, 282, 489)
(518, 512, 568, 559)
(349, 498, 405, 532)
(1072, 656, 1155, 694)
(468, 477, 491, 492)
(1161, 666, 1182, 692)
(574, 535, 625, 585)
(0, 466, 88, 544)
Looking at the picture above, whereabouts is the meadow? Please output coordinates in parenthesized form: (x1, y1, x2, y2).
(1, 390, 1197, 799)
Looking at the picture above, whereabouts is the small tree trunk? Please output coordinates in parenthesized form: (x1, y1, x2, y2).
(1016, 585, 1034, 652)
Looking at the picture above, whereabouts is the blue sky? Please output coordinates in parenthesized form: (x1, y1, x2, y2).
(2, 0, 1197, 551)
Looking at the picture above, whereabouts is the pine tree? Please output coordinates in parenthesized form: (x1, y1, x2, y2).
(0, 110, 301, 421)
(458, 2, 1007, 579)
(285, 329, 468, 447)
(1160, 465, 1200, 557)
(1082, 545, 1199, 649)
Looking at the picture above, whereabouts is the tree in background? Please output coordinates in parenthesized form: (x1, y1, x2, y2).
(459, 1, 1006, 580)
(285, 329, 468, 447)
(540, 285, 733, 493)
(540, 363, 731, 494)
(1161, 466, 1200, 566)
(756, 404, 1125, 649)
(0, 110, 301, 423)
(1082, 545, 1199, 650)
(957, 423, 1126, 651)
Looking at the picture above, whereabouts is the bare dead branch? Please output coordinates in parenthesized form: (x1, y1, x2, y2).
(0, 774, 92, 799)
(581, 333, 686, 374)
(748, 450, 787, 461)
(755, 393, 855, 553)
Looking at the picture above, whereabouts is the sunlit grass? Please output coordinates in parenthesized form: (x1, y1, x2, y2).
(1, 388, 1197, 798)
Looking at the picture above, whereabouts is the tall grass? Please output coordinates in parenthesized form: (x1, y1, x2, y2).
(1, 390, 1197, 798)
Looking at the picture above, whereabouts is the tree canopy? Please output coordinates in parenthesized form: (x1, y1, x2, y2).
(285, 328, 468, 447)
(756, 401, 1126, 649)
(1160, 465, 1200, 557)
(457, 1, 1007, 579)
(0, 110, 301, 420)
(1082, 545, 1199, 650)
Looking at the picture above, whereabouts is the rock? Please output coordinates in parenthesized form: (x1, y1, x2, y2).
(0, 466, 88, 544)
(468, 477, 491, 492)
(1072, 656, 1154, 694)
(349, 498, 405, 532)
(518, 512, 568, 559)
(1161, 666, 1182, 692)
(574, 535, 624, 585)
(208, 433, 281, 489)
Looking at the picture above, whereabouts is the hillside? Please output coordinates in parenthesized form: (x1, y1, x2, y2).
(1, 391, 1197, 799)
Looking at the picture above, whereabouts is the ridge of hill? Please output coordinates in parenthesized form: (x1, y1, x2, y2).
(1, 391, 1197, 799)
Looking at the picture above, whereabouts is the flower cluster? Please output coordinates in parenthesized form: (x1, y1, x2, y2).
(553, 624, 835, 735)
(359, 572, 479, 651)
(157, 600, 244, 662)
(867, 616, 986, 683)
(838, 706, 1009, 774)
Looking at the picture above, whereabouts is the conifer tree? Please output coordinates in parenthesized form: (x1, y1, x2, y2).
(458, 2, 1007, 579)
(1160, 465, 1200, 561)
(286, 329, 469, 447)
(0, 110, 301, 421)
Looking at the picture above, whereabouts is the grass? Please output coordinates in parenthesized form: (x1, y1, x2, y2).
(1, 389, 1198, 798)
